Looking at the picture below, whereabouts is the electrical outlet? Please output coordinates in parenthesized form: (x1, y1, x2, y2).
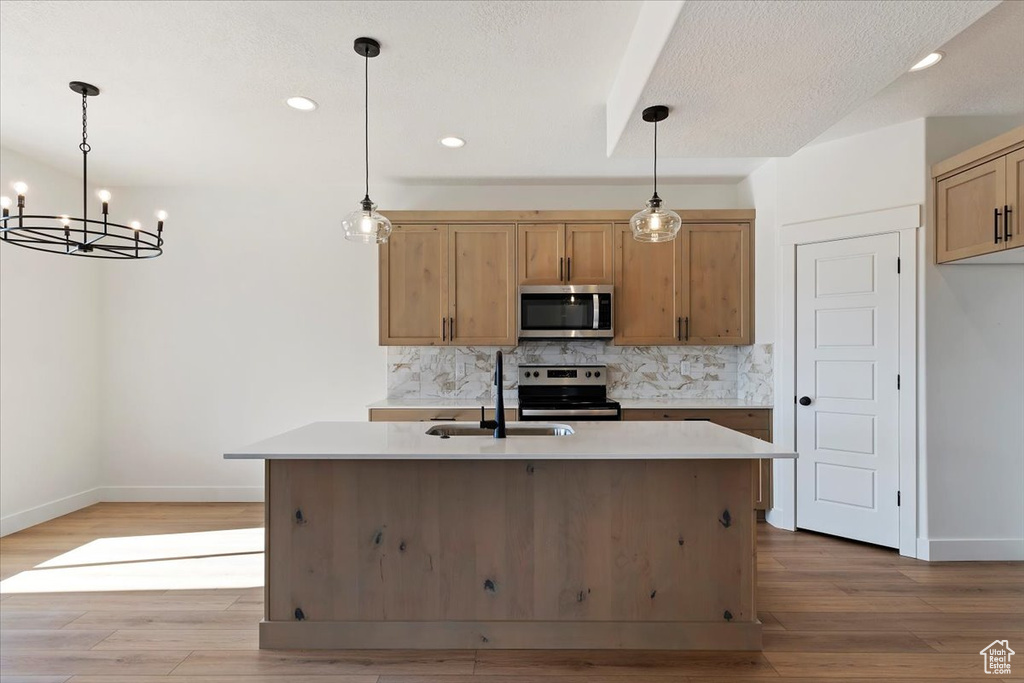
(679, 361, 691, 375)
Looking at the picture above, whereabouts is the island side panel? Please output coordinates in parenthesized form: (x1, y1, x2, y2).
(264, 458, 758, 650)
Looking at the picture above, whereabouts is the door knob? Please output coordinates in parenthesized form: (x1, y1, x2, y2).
(799, 396, 812, 406)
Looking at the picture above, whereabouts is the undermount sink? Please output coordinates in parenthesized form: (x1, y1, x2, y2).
(425, 422, 575, 437)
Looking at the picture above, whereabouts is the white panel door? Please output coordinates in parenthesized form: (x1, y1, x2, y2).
(796, 233, 900, 548)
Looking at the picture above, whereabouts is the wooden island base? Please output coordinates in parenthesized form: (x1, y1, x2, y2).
(263, 458, 759, 650)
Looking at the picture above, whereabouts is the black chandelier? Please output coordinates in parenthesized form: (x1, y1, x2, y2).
(0, 81, 166, 259)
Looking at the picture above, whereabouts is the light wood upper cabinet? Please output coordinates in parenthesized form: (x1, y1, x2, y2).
(449, 224, 517, 346)
(680, 223, 752, 345)
(1007, 147, 1024, 248)
(565, 223, 613, 284)
(613, 223, 682, 345)
(517, 223, 613, 285)
(379, 225, 448, 345)
(517, 223, 564, 285)
(933, 125, 1024, 263)
(936, 158, 1006, 262)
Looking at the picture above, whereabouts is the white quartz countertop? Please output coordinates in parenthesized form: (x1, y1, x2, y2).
(225, 421, 796, 461)
(367, 398, 771, 410)
(617, 398, 773, 410)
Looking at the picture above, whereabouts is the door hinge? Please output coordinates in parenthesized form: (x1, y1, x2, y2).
(897, 490, 901, 507)
(897, 257, 901, 274)
(897, 374, 901, 390)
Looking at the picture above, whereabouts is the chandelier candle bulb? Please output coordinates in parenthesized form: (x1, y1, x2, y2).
(0, 196, 10, 218)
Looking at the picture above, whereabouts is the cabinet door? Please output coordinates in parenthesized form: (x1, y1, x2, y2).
(936, 157, 1007, 263)
(679, 223, 752, 345)
(565, 223, 613, 284)
(518, 223, 565, 285)
(1006, 148, 1024, 250)
(449, 224, 517, 346)
(379, 225, 448, 345)
(613, 223, 682, 345)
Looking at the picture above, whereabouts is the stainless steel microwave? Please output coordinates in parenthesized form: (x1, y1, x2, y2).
(518, 285, 614, 340)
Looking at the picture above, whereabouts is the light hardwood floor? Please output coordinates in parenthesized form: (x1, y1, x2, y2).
(0, 503, 1021, 681)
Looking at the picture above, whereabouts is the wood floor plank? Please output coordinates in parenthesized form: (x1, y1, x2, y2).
(0, 611, 86, 630)
(0, 630, 112, 650)
(914, 631, 1024, 653)
(378, 677, 693, 683)
(898, 613, 1024, 633)
(757, 595, 938, 613)
(0, 676, 72, 683)
(62, 610, 261, 630)
(1, 594, 236, 611)
(69, 677, 378, 682)
(764, 652, 983, 678)
(772, 612, 910, 632)
(921, 595, 1024, 613)
(170, 650, 475, 676)
(91, 629, 258, 650)
(473, 650, 777, 677)
(0, 651, 188, 676)
(763, 630, 934, 653)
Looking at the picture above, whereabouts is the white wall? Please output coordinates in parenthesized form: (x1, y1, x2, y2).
(920, 116, 1024, 560)
(97, 182, 741, 500)
(760, 119, 928, 546)
(0, 147, 103, 534)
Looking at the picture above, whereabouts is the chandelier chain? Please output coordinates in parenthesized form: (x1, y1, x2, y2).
(79, 93, 91, 154)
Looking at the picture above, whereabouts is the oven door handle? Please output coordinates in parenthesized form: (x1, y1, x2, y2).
(521, 408, 620, 417)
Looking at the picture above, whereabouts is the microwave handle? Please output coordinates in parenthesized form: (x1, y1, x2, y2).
(593, 294, 600, 330)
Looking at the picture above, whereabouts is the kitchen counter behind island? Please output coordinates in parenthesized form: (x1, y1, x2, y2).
(226, 421, 795, 651)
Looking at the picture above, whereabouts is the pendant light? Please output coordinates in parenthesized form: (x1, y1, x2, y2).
(0, 81, 167, 259)
(342, 37, 392, 244)
(630, 105, 681, 243)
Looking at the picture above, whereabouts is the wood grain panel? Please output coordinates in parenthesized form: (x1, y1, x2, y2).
(613, 223, 681, 345)
(1006, 146, 1024, 250)
(517, 223, 564, 285)
(449, 225, 517, 346)
(379, 225, 448, 345)
(936, 158, 1006, 263)
(264, 458, 756, 649)
(565, 223, 613, 284)
(680, 223, 752, 344)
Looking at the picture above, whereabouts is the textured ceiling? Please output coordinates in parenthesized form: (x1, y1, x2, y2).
(611, 0, 1001, 158)
(815, 0, 1024, 143)
(0, 0, 1015, 188)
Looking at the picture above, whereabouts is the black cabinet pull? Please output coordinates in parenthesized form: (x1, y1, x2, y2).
(566, 257, 571, 282)
(559, 257, 564, 282)
(1006, 205, 1013, 242)
(450, 317, 455, 340)
(684, 316, 689, 341)
(442, 317, 446, 342)
(676, 317, 681, 340)
(995, 207, 1002, 244)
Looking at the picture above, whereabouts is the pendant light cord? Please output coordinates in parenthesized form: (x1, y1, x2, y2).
(80, 92, 91, 227)
(364, 51, 369, 201)
(653, 119, 658, 196)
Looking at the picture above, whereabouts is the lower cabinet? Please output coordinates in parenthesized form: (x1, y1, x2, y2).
(622, 408, 773, 512)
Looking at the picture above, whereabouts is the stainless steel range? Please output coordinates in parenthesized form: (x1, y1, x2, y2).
(517, 365, 621, 421)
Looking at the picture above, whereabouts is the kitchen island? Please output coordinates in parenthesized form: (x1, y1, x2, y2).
(226, 420, 795, 651)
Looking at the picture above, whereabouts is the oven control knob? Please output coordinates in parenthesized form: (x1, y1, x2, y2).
(524, 371, 529, 378)
(594, 371, 601, 378)
(585, 371, 592, 378)
(533, 371, 540, 378)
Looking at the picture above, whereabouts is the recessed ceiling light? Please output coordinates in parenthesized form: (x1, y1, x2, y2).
(286, 96, 318, 111)
(439, 136, 466, 148)
(909, 52, 943, 72)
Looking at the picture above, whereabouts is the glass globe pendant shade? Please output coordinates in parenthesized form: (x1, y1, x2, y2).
(630, 194, 681, 243)
(343, 198, 392, 244)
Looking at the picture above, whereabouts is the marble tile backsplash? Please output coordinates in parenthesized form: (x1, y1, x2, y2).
(387, 342, 774, 403)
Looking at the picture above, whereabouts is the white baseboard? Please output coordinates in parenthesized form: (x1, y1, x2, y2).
(916, 537, 1024, 561)
(0, 488, 100, 537)
(98, 486, 265, 503)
